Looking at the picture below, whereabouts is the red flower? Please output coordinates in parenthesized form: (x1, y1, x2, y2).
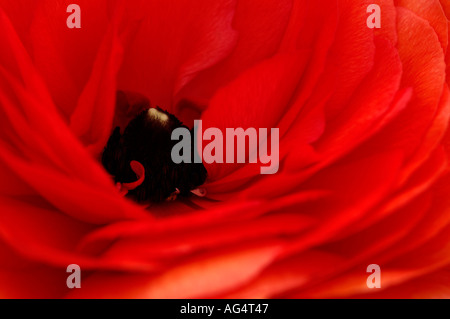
(0, 0, 450, 298)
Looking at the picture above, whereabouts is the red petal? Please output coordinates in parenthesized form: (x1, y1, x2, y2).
(176, 0, 292, 120)
(118, 0, 238, 113)
(200, 51, 309, 181)
(67, 243, 282, 298)
(69, 17, 123, 156)
(397, 0, 448, 53)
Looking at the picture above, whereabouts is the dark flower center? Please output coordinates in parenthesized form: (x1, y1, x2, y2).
(102, 93, 207, 203)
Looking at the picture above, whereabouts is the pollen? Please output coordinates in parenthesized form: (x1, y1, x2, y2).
(148, 107, 169, 123)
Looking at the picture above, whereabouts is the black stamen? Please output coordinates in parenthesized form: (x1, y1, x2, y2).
(102, 94, 207, 202)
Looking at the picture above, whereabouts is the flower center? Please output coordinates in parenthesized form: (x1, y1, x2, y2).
(102, 91, 207, 203)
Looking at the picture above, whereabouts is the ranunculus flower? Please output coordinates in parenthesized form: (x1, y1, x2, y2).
(0, 0, 449, 298)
